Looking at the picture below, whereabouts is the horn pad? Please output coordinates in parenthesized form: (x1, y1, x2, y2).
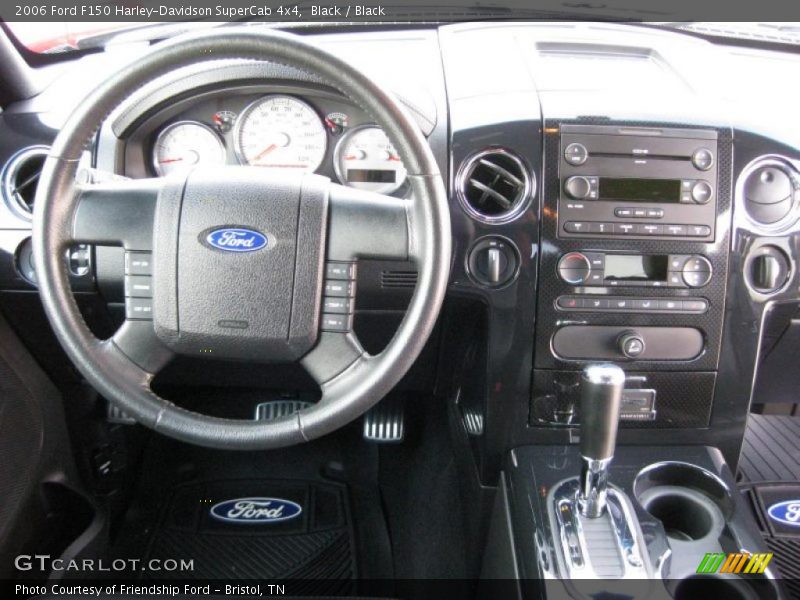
(152, 168, 328, 361)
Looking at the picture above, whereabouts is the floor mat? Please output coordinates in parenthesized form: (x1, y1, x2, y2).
(739, 414, 800, 483)
(739, 414, 800, 598)
(113, 478, 356, 590)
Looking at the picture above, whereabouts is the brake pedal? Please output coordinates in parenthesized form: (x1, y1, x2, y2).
(363, 397, 404, 443)
(255, 400, 313, 421)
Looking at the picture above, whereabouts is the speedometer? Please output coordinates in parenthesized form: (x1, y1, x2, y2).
(334, 126, 407, 194)
(234, 96, 327, 172)
(153, 121, 225, 176)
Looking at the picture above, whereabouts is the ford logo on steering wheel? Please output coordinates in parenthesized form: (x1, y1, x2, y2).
(204, 227, 268, 253)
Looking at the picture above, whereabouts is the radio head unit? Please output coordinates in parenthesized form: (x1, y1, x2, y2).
(558, 125, 718, 241)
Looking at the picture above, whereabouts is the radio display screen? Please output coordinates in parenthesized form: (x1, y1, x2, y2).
(605, 254, 668, 282)
(599, 177, 681, 203)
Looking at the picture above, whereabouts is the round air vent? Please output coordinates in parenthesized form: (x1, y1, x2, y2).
(457, 149, 533, 223)
(2, 146, 49, 219)
(738, 157, 799, 231)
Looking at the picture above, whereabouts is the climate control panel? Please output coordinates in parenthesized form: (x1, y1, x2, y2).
(556, 252, 712, 289)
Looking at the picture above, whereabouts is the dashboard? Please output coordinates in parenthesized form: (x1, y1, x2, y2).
(0, 22, 799, 476)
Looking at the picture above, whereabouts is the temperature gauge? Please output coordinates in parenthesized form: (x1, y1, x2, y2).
(334, 125, 407, 194)
(152, 121, 226, 176)
(212, 110, 237, 133)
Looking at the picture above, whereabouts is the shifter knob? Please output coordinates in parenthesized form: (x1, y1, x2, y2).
(578, 363, 625, 518)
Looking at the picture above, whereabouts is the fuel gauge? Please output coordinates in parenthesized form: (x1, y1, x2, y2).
(325, 112, 349, 135)
(334, 125, 407, 194)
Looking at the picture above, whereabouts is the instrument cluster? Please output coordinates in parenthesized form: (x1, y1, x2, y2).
(146, 93, 408, 195)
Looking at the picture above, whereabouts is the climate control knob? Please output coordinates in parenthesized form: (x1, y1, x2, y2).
(558, 252, 592, 285)
(618, 331, 646, 359)
(681, 255, 712, 288)
(564, 176, 592, 200)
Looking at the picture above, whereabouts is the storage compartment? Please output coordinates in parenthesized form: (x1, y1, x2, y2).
(674, 574, 779, 600)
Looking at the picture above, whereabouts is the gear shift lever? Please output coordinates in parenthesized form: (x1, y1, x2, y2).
(578, 363, 625, 518)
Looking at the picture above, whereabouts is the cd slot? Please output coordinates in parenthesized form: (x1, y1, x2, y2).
(589, 152, 690, 162)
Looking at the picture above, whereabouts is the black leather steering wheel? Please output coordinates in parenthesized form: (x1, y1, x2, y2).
(32, 29, 451, 449)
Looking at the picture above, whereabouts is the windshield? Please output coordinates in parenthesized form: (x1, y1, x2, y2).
(7, 20, 800, 54)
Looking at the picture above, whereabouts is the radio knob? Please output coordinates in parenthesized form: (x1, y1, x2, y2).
(565, 176, 592, 200)
(691, 148, 714, 171)
(618, 331, 646, 359)
(558, 252, 592, 285)
(691, 181, 713, 204)
(564, 143, 589, 166)
(682, 255, 712, 288)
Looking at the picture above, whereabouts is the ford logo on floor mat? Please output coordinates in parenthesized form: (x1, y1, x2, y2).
(204, 228, 268, 253)
(210, 497, 302, 524)
(767, 500, 800, 527)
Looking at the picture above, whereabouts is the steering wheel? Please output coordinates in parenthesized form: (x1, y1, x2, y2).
(32, 29, 451, 450)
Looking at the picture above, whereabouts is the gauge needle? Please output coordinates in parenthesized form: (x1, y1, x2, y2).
(159, 158, 184, 164)
(387, 155, 402, 162)
(253, 143, 278, 162)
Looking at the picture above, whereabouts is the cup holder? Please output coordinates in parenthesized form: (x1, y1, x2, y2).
(638, 486, 717, 541)
(634, 461, 733, 543)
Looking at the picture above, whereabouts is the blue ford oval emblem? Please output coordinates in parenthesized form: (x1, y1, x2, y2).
(205, 228, 267, 253)
(210, 497, 302, 524)
(767, 500, 800, 527)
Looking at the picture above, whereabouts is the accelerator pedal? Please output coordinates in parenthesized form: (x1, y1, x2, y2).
(255, 400, 313, 421)
(363, 397, 405, 443)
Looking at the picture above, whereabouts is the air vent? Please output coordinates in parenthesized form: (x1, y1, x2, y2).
(2, 146, 49, 219)
(457, 149, 532, 223)
(381, 270, 418, 289)
(738, 157, 799, 232)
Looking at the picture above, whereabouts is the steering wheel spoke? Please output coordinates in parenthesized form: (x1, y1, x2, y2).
(111, 319, 174, 375)
(72, 179, 161, 250)
(301, 331, 365, 387)
(327, 183, 411, 262)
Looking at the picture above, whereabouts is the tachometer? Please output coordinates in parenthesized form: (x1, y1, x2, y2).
(234, 95, 327, 172)
(334, 125, 407, 194)
(153, 121, 225, 176)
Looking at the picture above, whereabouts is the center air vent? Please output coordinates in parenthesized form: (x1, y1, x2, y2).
(2, 146, 49, 219)
(457, 149, 532, 223)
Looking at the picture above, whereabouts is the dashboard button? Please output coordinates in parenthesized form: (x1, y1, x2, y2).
(585, 297, 608, 310)
(563, 221, 589, 233)
(615, 208, 634, 218)
(646, 209, 664, 218)
(125, 252, 152, 276)
(557, 296, 583, 309)
(659, 299, 682, 311)
(585, 253, 606, 269)
(614, 223, 636, 235)
(320, 313, 353, 332)
(665, 224, 688, 236)
(589, 222, 614, 234)
(638, 224, 663, 236)
(324, 280, 356, 297)
(636, 298, 657, 310)
(683, 256, 712, 273)
(125, 298, 153, 320)
(668, 273, 684, 287)
(688, 225, 711, 237)
(612, 298, 632, 310)
(326, 262, 355, 280)
(618, 331, 646, 358)
(564, 143, 589, 166)
(633, 208, 647, 218)
(125, 275, 153, 298)
(682, 299, 709, 312)
(323, 297, 354, 314)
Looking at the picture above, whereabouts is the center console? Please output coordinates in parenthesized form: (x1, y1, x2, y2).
(533, 123, 731, 431)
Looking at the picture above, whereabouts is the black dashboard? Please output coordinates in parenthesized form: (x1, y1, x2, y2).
(1, 22, 799, 480)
